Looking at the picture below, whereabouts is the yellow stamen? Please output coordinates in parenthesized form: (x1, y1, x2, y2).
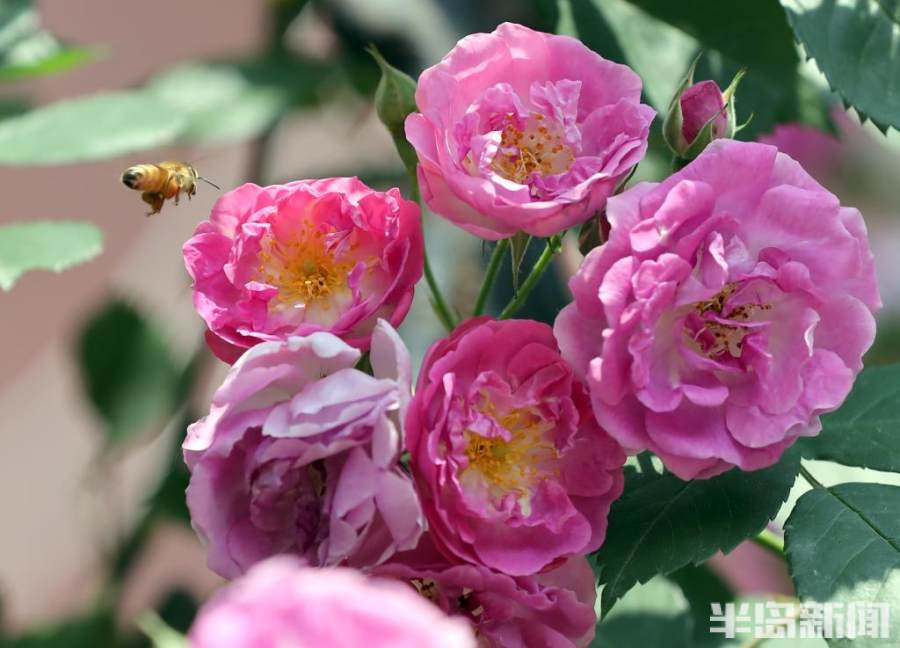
(256, 220, 353, 310)
(491, 112, 574, 184)
(462, 397, 558, 509)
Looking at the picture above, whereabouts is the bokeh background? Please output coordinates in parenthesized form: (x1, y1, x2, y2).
(3, 0, 900, 645)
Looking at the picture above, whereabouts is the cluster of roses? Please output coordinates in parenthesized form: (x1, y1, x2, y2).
(181, 23, 880, 648)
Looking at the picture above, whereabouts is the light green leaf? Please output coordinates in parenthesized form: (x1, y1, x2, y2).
(781, 0, 900, 132)
(146, 55, 332, 144)
(0, 91, 185, 165)
(0, 220, 102, 290)
(75, 300, 180, 446)
(785, 483, 900, 647)
(0, 0, 93, 81)
(799, 363, 900, 473)
(592, 450, 800, 616)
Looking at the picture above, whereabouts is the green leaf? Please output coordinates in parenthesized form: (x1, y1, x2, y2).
(592, 449, 800, 616)
(585, 0, 698, 112)
(146, 55, 332, 144)
(592, 577, 693, 648)
(623, 0, 799, 87)
(2, 612, 115, 648)
(785, 483, 900, 647)
(667, 564, 735, 643)
(0, 0, 94, 81)
(799, 364, 900, 473)
(368, 46, 419, 177)
(0, 220, 102, 291)
(75, 300, 180, 446)
(0, 91, 185, 165)
(781, 0, 900, 132)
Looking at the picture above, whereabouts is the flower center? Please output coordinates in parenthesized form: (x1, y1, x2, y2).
(257, 221, 352, 309)
(462, 400, 558, 509)
(491, 113, 574, 184)
(692, 283, 772, 357)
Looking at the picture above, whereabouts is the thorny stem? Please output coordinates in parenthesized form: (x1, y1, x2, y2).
(498, 235, 562, 319)
(473, 239, 510, 316)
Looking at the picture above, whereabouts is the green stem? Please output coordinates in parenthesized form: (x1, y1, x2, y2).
(498, 235, 561, 319)
(751, 527, 785, 556)
(409, 169, 456, 331)
(799, 464, 825, 490)
(424, 251, 455, 331)
(473, 239, 509, 316)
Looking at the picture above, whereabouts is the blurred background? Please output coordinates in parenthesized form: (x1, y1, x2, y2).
(3, 0, 900, 645)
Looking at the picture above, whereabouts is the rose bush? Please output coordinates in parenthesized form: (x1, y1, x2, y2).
(405, 22, 654, 240)
(183, 177, 423, 362)
(405, 317, 625, 576)
(184, 321, 424, 577)
(555, 139, 880, 479)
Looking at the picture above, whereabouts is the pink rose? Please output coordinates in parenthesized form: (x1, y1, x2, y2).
(183, 177, 423, 363)
(376, 536, 597, 648)
(189, 556, 476, 648)
(405, 317, 625, 576)
(555, 140, 880, 480)
(405, 22, 654, 240)
(183, 321, 424, 578)
(680, 80, 729, 146)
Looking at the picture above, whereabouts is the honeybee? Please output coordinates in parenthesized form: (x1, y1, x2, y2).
(121, 161, 220, 215)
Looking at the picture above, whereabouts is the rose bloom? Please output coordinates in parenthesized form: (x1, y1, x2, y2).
(183, 321, 424, 578)
(189, 556, 476, 648)
(376, 536, 597, 648)
(405, 317, 625, 576)
(555, 140, 880, 480)
(405, 22, 654, 240)
(183, 177, 423, 363)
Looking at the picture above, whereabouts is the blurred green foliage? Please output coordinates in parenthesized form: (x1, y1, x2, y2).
(0, 221, 102, 290)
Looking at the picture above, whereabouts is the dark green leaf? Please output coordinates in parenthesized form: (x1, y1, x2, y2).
(667, 564, 735, 643)
(368, 46, 419, 177)
(0, 0, 94, 81)
(781, 0, 900, 132)
(0, 92, 185, 165)
(785, 483, 900, 647)
(592, 449, 800, 616)
(583, 0, 697, 112)
(799, 364, 900, 473)
(1, 612, 115, 648)
(623, 0, 798, 87)
(75, 300, 180, 445)
(0, 220, 102, 291)
(592, 577, 693, 648)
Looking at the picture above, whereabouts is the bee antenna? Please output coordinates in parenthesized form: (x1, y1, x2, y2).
(198, 176, 221, 190)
